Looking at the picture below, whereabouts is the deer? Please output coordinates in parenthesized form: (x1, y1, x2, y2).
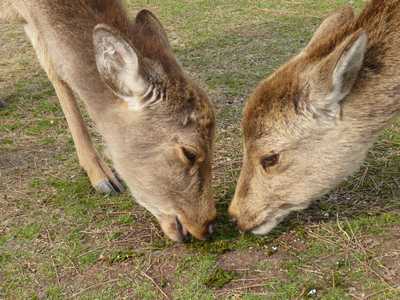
(229, 0, 400, 235)
(0, 0, 216, 242)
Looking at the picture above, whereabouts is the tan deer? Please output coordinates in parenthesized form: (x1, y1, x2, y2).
(229, 1, 400, 235)
(1, 0, 216, 242)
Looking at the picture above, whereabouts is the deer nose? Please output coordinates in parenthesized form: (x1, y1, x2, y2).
(228, 207, 240, 227)
(229, 214, 248, 232)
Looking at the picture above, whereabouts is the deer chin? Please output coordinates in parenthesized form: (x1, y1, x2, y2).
(249, 205, 307, 235)
(251, 218, 281, 235)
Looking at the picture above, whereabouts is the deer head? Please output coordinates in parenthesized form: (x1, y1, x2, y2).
(230, 8, 370, 235)
(93, 10, 216, 241)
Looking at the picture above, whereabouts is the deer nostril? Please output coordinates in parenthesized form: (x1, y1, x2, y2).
(203, 222, 215, 240)
(230, 217, 238, 226)
(208, 223, 214, 235)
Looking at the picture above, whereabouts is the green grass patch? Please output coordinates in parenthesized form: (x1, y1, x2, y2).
(204, 267, 238, 289)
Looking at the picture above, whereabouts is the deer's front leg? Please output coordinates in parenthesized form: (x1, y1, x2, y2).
(24, 24, 124, 194)
(51, 80, 124, 194)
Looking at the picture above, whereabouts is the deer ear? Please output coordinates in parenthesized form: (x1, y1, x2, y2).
(135, 9, 172, 50)
(312, 30, 368, 114)
(305, 6, 354, 53)
(93, 24, 150, 107)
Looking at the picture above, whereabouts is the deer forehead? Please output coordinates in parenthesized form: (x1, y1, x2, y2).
(243, 66, 304, 130)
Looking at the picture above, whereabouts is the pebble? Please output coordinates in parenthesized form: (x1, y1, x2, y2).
(307, 288, 317, 296)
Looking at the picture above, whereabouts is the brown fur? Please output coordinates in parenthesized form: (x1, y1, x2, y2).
(245, 0, 400, 139)
(3, 1, 216, 241)
(230, 0, 400, 234)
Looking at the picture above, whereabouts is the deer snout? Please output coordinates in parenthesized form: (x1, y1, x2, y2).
(228, 199, 240, 223)
(228, 200, 260, 232)
(181, 217, 216, 241)
(228, 204, 245, 231)
(158, 214, 216, 242)
(159, 215, 188, 242)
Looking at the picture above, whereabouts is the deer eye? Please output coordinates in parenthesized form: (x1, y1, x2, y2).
(182, 147, 197, 164)
(261, 153, 280, 170)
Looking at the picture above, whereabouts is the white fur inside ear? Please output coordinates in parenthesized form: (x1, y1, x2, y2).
(94, 25, 149, 106)
(121, 85, 164, 111)
(120, 85, 152, 111)
(328, 32, 368, 108)
(114, 42, 148, 97)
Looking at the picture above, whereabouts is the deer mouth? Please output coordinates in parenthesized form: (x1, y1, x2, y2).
(250, 202, 310, 235)
(175, 217, 191, 242)
(176, 216, 215, 242)
(159, 215, 191, 242)
(245, 212, 286, 235)
(250, 218, 280, 235)
(158, 213, 215, 242)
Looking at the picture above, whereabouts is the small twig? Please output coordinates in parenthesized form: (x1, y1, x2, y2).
(307, 231, 336, 246)
(69, 279, 119, 299)
(232, 268, 251, 272)
(365, 286, 400, 299)
(228, 283, 267, 291)
(141, 271, 170, 300)
(298, 266, 324, 277)
(51, 255, 61, 287)
(76, 246, 106, 258)
(366, 264, 396, 290)
(295, 287, 307, 300)
(46, 228, 61, 288)
(344, 219, 356, 241)
(336, 214, 352, 241)
(348, 293, 364, 300)
(231, 277, 273, 282)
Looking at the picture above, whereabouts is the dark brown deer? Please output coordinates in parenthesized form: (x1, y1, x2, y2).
(1, 1, 216, 241)
(229, 1, 400, 235)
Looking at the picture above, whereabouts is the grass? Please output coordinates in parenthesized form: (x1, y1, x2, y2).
(1, 0, 399, 299)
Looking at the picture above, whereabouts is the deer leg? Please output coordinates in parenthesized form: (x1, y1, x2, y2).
(48, 79, 124, 194)
(24, 24, 124, 194)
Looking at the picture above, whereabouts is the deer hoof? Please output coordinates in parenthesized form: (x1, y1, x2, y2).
(0, 99, 7, 108)
(95, 179, 124, 195)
